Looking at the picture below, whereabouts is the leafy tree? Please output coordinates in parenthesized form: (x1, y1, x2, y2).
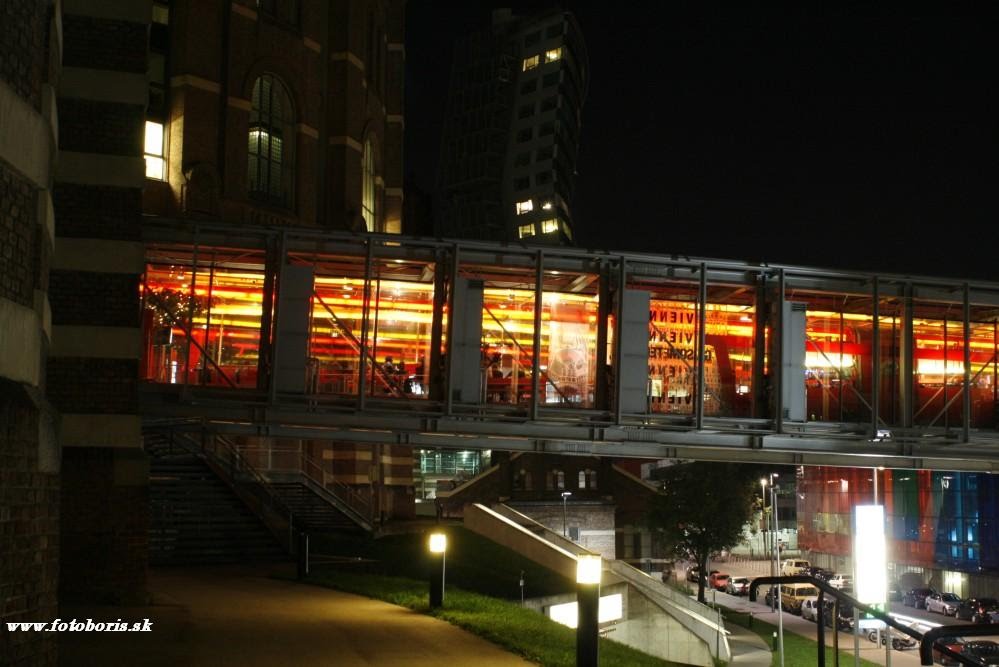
(646, 461, 760, 603)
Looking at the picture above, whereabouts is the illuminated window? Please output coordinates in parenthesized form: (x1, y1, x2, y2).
(516, 200, 533, 215)
(522, 55, 539, 71)
(518, 224, 535, 238)
(144, 120, 165, 180)
(541, 218, 558, 234)
(248, 74, 295, 206)
(545, 47, 562, 63)
(541, 200, 553, 211)
(363, 139, 377, 231)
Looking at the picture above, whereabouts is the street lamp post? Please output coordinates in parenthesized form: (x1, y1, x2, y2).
(576, 554, 601, 667)
(562, 491, 572, 537)
(772, 482, 784, 667)
(428, 532, 447, 609)
(760, 477, 768, 558)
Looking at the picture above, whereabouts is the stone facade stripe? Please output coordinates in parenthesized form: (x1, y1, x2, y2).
(329, 136, 363, 153)
(60, 67, 147, 105)
(0, 81, 53, 188)
(62, 0, 152, 24)
(0, 299, 43, 386)
(170, 74, 221, 94)
(56, 152, 145, 189)
(52, 238, 144, 274)
(60, 414, 142, 448)
(51, 326, 141, 359)
(330, 51, 365, 72)
(231, 3, 258, 20)
(227, 96, 251, 110)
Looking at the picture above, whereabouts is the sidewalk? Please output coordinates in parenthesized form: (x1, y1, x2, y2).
(726, 622, 772, 667)
(59, 564, 534, 666)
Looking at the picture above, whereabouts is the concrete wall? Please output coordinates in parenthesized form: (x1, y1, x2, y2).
(0, 1, 61, 662)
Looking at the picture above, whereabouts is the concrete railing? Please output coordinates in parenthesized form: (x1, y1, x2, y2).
(488, 504, 590, 556)
(464, 503, 584, 581)
(607, 559, 731, 663)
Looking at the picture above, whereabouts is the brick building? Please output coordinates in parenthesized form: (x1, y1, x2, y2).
(1, 1, 60, 663)
(2, 1, 407, 663)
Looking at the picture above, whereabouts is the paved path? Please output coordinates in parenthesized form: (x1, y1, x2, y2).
(60, 564, 534, 666)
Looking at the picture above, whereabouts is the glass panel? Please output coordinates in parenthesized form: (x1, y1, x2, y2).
(913, 299, 967, 429)
(365, 258, 436, 398)
(307, 253, 366, 396)
(629, 273, 699, 417)
(705, 281, 757, 418)
(787, 286, 875, 424)
(143, 245, 266, 388)
(464, 258, 536, 407)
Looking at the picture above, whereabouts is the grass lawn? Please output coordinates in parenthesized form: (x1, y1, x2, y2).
(307, 569, 679, 667)
(309, 526, 576, 600)
(723, 611, 882, 667)
(304, 527, 681, 666)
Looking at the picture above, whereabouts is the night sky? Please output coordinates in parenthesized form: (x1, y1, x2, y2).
(405, 3, 996, 280)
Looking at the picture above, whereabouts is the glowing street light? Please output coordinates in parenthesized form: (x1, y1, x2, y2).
(561, 491, 572, 537)
(576, 554, 601, 667)
(428, 531, 447, 609)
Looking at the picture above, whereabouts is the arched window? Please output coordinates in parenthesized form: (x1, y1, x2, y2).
(248, 74, 295, 206)
(549, 468, 564, 491)
(514, 469, 533, 491)
(362, 138, 377, 230)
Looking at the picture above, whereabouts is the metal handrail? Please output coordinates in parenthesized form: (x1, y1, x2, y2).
(232, 444, 374, 526)
(298, 449, 374, 523)
(168, 429, 298, 553)
(749, 576, 986, 667)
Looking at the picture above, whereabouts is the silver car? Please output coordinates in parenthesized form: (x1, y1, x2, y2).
(925, 592, 962, 616)
(800, 597, 820, 622)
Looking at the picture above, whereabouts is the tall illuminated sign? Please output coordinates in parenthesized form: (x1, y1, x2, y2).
(853, 505, 887, 604)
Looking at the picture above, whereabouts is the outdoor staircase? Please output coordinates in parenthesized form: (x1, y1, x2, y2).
(147, 434, 287, 565)
(270, 482, 364, 535)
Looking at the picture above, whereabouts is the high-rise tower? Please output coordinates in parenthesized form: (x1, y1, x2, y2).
(436, 7, 588, 244)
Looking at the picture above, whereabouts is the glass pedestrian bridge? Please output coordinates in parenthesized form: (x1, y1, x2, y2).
(140, 218, 999, 471)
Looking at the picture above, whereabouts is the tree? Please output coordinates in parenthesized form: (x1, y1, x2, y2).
(646, 461, 760, 603)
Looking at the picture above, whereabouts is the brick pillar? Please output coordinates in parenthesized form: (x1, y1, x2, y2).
(50, 0, 150, 604)
(0, 0, 62, 663)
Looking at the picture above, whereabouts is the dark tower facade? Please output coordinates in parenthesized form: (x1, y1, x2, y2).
(436, 7, 587, 244)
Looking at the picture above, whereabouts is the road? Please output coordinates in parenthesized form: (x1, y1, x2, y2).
(679, 559, 999, 667)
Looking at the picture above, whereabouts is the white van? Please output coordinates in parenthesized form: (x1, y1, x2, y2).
(781, 559, 811, 576)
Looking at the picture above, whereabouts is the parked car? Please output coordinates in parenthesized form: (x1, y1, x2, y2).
(763, 586, 778, 608)
(931, 636, 965, 666)
(781, 583, 819, 614)
(686, 567, 719, 583)
(925, 593, 962, 616)
(709, 572, 731, 591)
(827, 573, 853, 590)
(821, 599, 854, 631)
(902, 587, 936, 609)
(780, 559, 811, 576)
(964, 640, 999, 665)
(867, 627, 917, 651)
(727, 576, 751, 596)
(800, 597, 820, 622)
(803, 566, 832, 580)
(956, 597, 999, 623)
